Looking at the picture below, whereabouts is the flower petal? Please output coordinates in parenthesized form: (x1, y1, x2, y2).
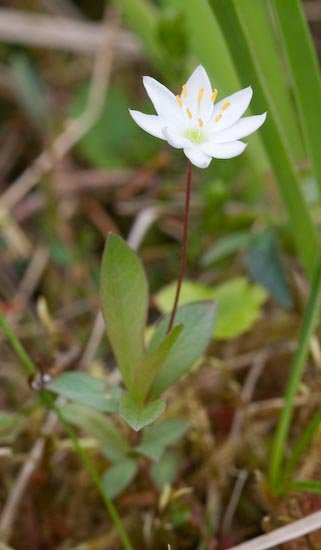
(184, 65, 213, 121)
(162, 127, 191, 149)
(202, 140, 247, 159)
(212, 113, 267, 143)
(143, 76, 182, 125)
(212, 87, 253, 131)
(183, 146, 212, 168)
(129, 110, 165, 139)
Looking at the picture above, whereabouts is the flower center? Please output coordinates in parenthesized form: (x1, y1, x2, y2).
(184, 126, 206, 144)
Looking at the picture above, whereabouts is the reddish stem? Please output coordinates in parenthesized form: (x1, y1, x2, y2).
(167, 160, 192, 333)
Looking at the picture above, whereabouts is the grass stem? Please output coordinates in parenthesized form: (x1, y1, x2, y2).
(269, 258, 321, 493)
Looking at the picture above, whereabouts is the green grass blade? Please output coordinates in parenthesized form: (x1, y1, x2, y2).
(289, 480, 321, 495)
(272, 0, 321, 198)
(229, 0, 304, 161)
(269, 258, 321, 492)
(210, 0, 318, 276)
(284, 408, 321, 481)
(169, 0, 239, 91)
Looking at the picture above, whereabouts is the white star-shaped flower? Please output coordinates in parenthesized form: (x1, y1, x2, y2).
(129, 65, 267, 169)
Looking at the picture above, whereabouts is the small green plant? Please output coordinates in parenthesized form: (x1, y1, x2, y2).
(48, 233, 216, 497)
(0, 64, 266, 547)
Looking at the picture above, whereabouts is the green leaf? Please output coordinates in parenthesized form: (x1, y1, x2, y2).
(151, 450, 180, 490)
(201, 230, 253, 266)
(100, 234, 148, 391)
(149, 301, 216, 398)
(154, 277, 266, 341)
(119, 394, 165, 431)
(245, 230, 292, 309)
(132, 324, 183, 403)
(102, 459, 138, 499)
(60, 403, 129, 461)
(136, 417, 189, 461)
(48, 372, 121, 412)
(0, 412, 26, 444)
(213, 278, 267, 339)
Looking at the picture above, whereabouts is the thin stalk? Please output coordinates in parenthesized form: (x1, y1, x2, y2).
(167, 160, 192, 333)
(0, 312, 133, 550)
(269, 257, 321, 493)
(284, 407, 321, 481)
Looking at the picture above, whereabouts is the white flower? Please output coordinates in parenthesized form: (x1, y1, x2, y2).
(129, 65, 266, 169)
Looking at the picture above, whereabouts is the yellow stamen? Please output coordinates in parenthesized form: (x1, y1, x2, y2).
(176, 95, 183, 107)
(215, 114, 222, 123)
(198, 117, 204, 128)
(221, 101, 231, 110)
(211, 89, 218, 102)
(186, 108, 193, 119)
(198, 88, 204, 101)
(182, 84, 188, 98)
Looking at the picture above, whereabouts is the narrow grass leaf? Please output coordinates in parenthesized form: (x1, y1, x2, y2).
(284, 408, 321, 480)
(290, 480, 321, 495)
(269, 259, 321, 492)
(272, 0, 321, 197)
(209, 0, 318, 277)
(225, 0, 304, 161)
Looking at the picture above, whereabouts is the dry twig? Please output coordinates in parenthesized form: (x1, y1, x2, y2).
(1, 10, 119, 213)
(0, 402, 60, 542)
(0, 8, 139, 56)
(228, 508, 321, 550)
